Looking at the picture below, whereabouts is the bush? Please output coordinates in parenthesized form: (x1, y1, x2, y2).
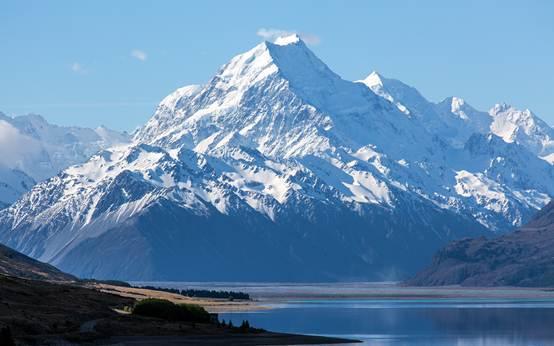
(239, 320, 250, 332)
(82, 278, 131, 287)
(132, 298, 211, 323)
(0, 326, 15, 346)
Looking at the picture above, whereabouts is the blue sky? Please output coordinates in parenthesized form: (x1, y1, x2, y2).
(1, 0, 553, 131)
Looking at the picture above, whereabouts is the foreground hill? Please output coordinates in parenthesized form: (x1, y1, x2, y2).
(0, 242, 76, 282)
(0, 275, 351, 345)
(0, 35, 552, 281)
(407, 201, 554, 286)
(0, 244, 351, 345)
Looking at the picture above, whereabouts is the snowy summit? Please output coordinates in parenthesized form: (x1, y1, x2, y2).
(273, 33, 302, 46)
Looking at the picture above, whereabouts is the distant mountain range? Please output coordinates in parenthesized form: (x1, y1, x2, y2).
(0, 35, 552, 281)
(0, 113, 130, 207)
(408, 200, 554, 286)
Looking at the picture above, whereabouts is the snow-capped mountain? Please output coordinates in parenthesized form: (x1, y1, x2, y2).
(0, 113, 130, 207)
(359, 72, 554, 161)
(489, 103, 554, 162)
(0, 35, 552, 281)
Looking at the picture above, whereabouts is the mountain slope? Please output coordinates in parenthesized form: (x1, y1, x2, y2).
(0, 242, 75, 282)
(0, 113, 130, 208)
(0, 166, 35, 208)
(407, 201, 554, 286)
(0, 35, 552, 281)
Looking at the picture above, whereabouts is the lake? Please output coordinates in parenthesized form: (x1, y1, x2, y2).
(134, 282, 554, 345)
(223, 299, 554, 345)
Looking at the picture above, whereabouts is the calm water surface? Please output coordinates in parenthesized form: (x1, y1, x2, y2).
(222, 299, 554, 345)
(135, 282, 554, 345)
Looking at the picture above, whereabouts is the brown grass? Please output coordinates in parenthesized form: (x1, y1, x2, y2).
(93, 283, 268, 313)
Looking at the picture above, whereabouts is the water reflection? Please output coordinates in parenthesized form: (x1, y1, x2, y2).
(222, 300, 554, 345)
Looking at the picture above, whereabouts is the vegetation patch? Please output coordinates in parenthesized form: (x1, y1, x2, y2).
(137, 285, 250, 300)
(132, 298, 211, 323)
(82, 278, 132, 287)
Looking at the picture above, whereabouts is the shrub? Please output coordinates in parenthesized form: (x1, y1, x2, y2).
(132, 298, 210, 323)
(0, 326, 15, 346)
(240, 320, 250, 332)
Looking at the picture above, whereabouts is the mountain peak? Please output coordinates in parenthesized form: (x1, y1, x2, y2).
(487, 103, 554, 157)
(491, 102, 508, 112)
(214, 34, 313, 86)
(441, 96, 470, 115)
(490, 102, 518, 115)
(359, 71, 384, 88)
(14, 113, 48, 125)
(204, 34, 372, 117)
(489, 103, 535, 121)
(450, 96, 466, 108)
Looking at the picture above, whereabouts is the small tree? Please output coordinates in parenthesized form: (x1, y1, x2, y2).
(240, 320, 250, 332)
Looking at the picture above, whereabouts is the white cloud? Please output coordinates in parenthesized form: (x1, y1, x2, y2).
(70, 62, 86, 74)
(256, 28, 320, 45)
(256, 28, 293, 41)
(0, 120, 41, 169)
(131, 49, 147, 61)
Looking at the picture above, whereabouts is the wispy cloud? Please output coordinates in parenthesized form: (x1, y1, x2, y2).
(131, 49, 147, 61)
(70, 62, 86, 74)
(296, 33, 321, 45)
(256, 28, 321, 45)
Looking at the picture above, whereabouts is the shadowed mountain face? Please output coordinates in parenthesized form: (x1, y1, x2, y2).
(407, 201, 554, 287)
(0, 243, 75, 282)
